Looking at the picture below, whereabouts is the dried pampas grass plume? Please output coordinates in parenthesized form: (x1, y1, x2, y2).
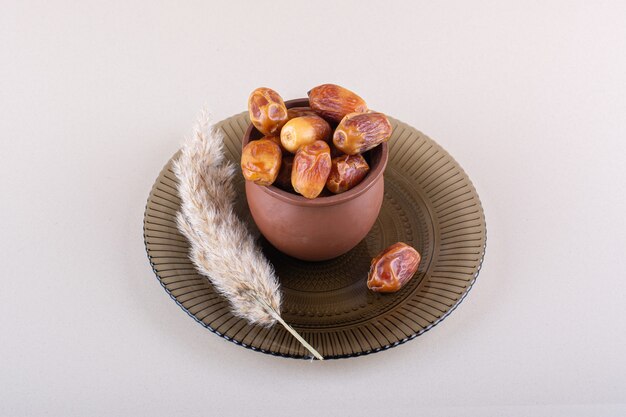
(173, 111, 323, 360)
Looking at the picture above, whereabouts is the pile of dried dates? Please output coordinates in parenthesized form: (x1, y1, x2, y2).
(241, 84, 393, 199)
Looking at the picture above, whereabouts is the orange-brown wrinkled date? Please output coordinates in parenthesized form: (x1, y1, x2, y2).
(274, 154, 294, 191)
(326, 154, 370, 194)
(291, 140, 331, 199)
(333, 112, 393, 155)
(367, 242, 420, 293)
(308, 84, 368, 122)
(248, 88, 289, 136)
(287, 106, 319, 120)
(280, 115, 332, 153)
(240, 138, 282, 186)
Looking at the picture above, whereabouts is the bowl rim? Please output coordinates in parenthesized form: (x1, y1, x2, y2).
(242, 98, 389, 207)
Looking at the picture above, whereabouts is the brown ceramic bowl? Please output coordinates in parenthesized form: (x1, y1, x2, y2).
(243, 98, 389, 261)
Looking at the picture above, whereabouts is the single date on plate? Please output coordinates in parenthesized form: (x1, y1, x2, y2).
(367, 242, 421, 293)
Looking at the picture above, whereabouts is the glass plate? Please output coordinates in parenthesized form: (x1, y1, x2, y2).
(143, 112, 486, 359)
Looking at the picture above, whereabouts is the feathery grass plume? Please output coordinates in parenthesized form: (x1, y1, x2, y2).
(173, 111, 323, 360)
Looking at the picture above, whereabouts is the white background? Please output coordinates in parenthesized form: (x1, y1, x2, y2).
(1, 1, 625, 416)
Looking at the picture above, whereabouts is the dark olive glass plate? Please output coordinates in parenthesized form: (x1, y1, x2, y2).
(143, 112, 486, 359)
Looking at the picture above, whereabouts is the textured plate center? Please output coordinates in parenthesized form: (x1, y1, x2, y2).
(253, 172, 435, 328)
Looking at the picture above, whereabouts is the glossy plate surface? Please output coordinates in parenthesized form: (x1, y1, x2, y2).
(143, 112, 486, 359)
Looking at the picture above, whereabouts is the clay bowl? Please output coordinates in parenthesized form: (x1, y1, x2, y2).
(243, 98, 389, 261)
